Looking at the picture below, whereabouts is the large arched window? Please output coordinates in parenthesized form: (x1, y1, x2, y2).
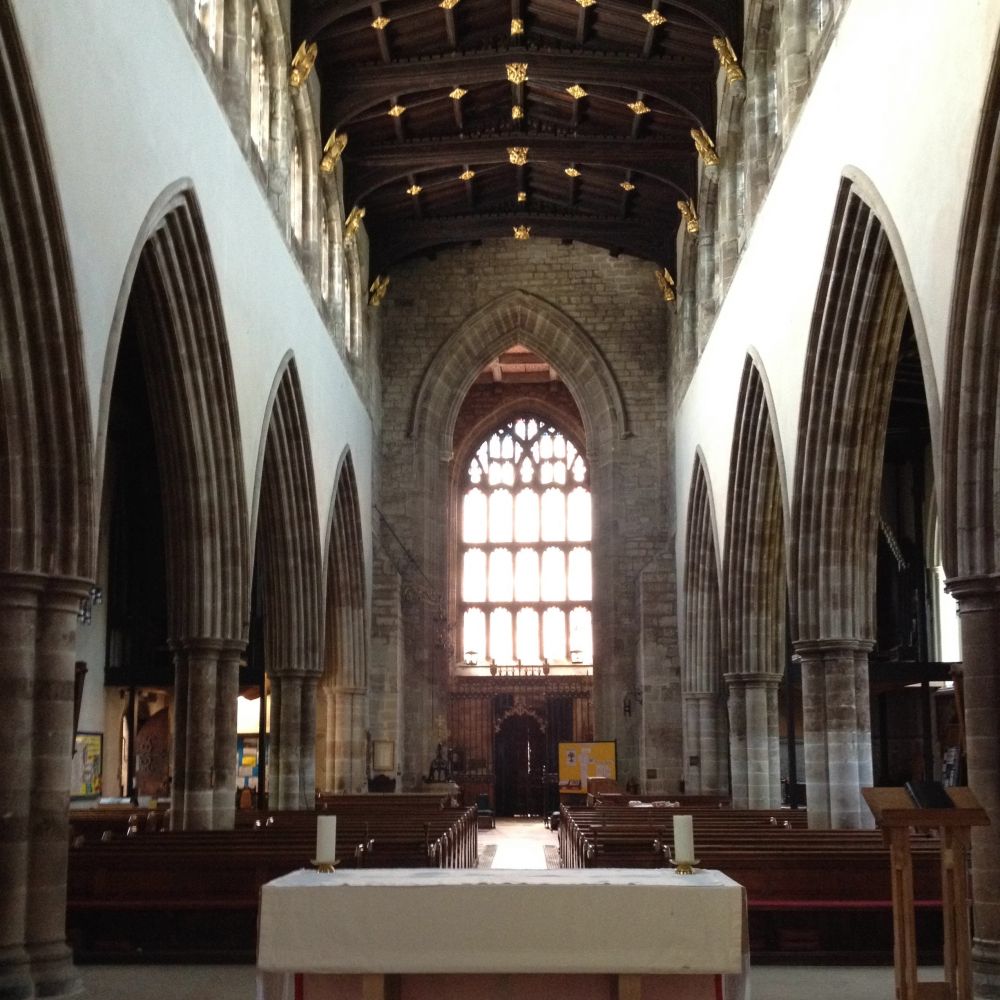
(460, 417, 592, 669)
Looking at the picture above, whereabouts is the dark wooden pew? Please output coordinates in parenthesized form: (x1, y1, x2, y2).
(558, 804, 943, 962)
(67, 805, 478, 962)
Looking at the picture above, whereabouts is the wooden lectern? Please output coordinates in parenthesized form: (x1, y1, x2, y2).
(863, 786, 989, 1000)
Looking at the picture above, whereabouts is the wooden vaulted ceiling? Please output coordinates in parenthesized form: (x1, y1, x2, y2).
(296, 0, 742, 274)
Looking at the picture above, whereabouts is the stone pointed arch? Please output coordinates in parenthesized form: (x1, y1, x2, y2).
(0, 3, 95, 995)
(789, 176, 930, 827)
(682, 451, 728, 796)
(940, 35, 1000, 994)
(0, 1, 94, 582)
(722, 354, 788, 807)
(409, 289, 630, 455)
(255, 356, 323, 809)
(109, 183, 250, 830)
(317, 449, 370, 793)
(120, 184, 250, 644)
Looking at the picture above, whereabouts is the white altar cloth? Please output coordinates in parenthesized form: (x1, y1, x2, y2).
(257, 867, 745, 976)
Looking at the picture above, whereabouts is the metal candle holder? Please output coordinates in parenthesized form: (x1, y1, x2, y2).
(669, 857, 700, 875)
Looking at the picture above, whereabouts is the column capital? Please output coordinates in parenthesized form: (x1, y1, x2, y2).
(945, 573, 1000, 605)
(792, 637, 874, 659)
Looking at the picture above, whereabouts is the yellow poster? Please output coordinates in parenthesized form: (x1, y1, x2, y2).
(558, 741, 616, 790)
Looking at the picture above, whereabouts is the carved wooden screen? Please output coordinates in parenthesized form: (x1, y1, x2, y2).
(460, 416, 592, 669)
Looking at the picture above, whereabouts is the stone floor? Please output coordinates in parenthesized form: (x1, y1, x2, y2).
(77, 818, 941, 999)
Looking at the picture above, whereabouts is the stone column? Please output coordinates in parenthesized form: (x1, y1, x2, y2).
(946, 576, 1000, 999)
(0, 572, 45, 1000)
(777, 0, 810, 133)
(725, 676, 749, 807)
(745, 673, 783, 809)
(299, 676, 318, 807)
(25, 577, 90, 999)
(213, 642, 243, 829)
(170, 642, 188, 829)
(275, 674, 303, 809)
(795, 639, 875, 829)
(683, 691, 727, 795)
(332, 687, 368, 794)
(181, 640, 221, 830)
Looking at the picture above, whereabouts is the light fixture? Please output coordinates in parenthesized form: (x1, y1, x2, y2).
(517, 191, 527, 203)
(406, 184, 422, 196)
(642, 9, 667, 27)
(449, 86, 467, 100)
(566, 84, 587, 99)
(564, 166, 581, 177)
(77, 585, 103, 625)
(371, 15, 390, 30)
(459, 168, 475, 181)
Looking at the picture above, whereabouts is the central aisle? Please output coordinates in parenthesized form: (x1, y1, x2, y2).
(479, 817, 556, 869)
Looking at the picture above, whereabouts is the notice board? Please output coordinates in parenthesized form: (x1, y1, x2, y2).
(558, 741, 617, 791)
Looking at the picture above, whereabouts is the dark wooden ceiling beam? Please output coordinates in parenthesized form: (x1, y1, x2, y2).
(369, 213, 671, 269)
(642, 0, 663, 57)
(310, 0, 735, 42)
(325, 49, 710, 126)
(370, 2, 393, 63)
(443, 5, 458, 48)
(348, 135, 693, 202)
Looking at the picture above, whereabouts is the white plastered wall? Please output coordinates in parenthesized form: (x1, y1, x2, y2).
(675, 0, 1000, 596)
(12, 0, 374, 737)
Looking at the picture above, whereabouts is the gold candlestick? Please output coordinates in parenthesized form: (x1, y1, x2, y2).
(669, 857, 700, 875)
(311, 858, 340, 873)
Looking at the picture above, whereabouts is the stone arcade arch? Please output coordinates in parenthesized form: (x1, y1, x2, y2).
(682, 452, 729, 797)
(252, 357, 323, 810)
(400, 290, 632, 786)
(0, 3, 96, 996)
(104, 182, 249, 832)
(317, 451, 369, 794)
(722, 355, 789, 809)
(940, 35, 1000, 998)
(790, 178, 925, 829)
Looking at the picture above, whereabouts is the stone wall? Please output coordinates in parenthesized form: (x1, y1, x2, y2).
(372, 238, 682, 791)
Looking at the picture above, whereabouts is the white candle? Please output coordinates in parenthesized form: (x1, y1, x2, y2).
(316, 815, 337, 863)
(673, 814, 694, 862)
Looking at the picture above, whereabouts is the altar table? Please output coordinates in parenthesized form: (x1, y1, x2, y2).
(257, 868, 748, 1000)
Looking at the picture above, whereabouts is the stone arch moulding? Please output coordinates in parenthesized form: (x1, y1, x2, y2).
(1, 0, 95, 580)
(840, 164, 942, 478)
(682, 448, 724, 696)
(323, 447, 368, 691)
(408, 289, 631, 455)
(790, 170, 937, 644)
(98, 178, 249, 643)
(255, 356, 323, 677)
(940, 36, 1000, 580)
